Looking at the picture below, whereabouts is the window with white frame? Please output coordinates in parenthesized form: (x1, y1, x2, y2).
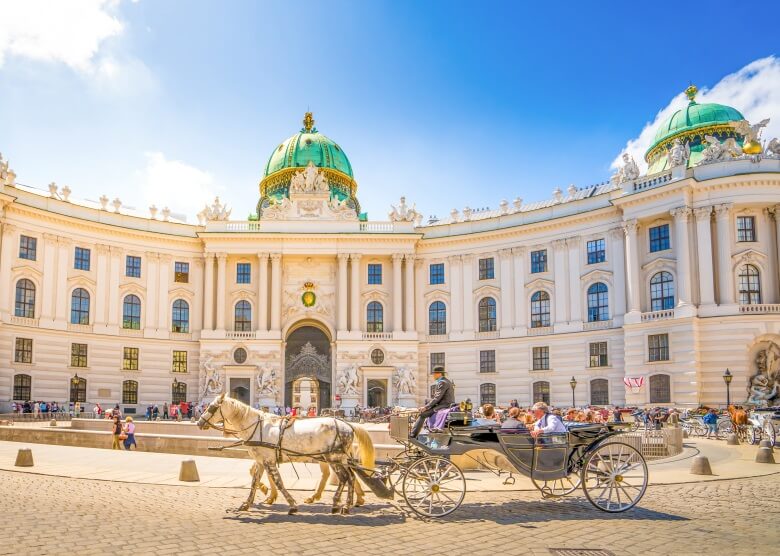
(590, 378, 609, 405)
(479, 350, 496, 373)
(480, 383, 496, 406)
(589, 342, 608, 367)
(648, 333, 669, 362)
(738, 264, 761, 305)
(478, 297, 496, 332)
(533, 381, 550, 404)
(649, 374, 671, 404)
(478, 257, 495, 280)
(530, 291, 550, 328)
(586, 282, 609, 322)
(532, 346, 549, 370)
(736, 216, 756, 242)
(650, 272, 675, 311)
(586, 238, 606, 264)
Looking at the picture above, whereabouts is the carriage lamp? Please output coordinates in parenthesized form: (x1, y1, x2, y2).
(71, 374, 80, 385)
(723, 369, 732, 407)
(465, 398, 473, 412)
(570, 376, 577, 407)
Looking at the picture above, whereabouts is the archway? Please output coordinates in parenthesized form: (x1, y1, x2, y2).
(284, 325, 331, 411)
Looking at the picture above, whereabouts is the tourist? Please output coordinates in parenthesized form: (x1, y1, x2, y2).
(145, 405, 152, 421)
(307, 406, 316, 418)
(193, 404, 202, 420)
(152, 405, 159, 420)
(111, 415, 122, 449)
(530, 402, 567, 438)
(501, 407, 528, 431)
(703, 408, 719, 439)
(170, 403, 178, 421)
(612, 406, 623, 423)
(163, 402, 169, 420)
(33, 401, 40, 417)
(123, 417, 137, 450)
(474, 404, 499, 425)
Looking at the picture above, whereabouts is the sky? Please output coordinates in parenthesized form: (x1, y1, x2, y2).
(1, 0, 779, 222)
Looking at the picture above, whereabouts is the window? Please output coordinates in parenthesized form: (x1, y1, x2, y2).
(586, 282, 609, 322)
(738, 264, 761, 305)
(649, 374, 671, 404)
(13, 374, 31, 401)
(122, 295, 141, 330)
(74, 247, 91, 270)
(370, 349, 385, 365)
(650, 272, 675, 311)
(648, 333, 670, 362)
(532, 346, 550, 370)
(429, 263, 444, 285)
(480, 383, 496, 406)
(14, 338, 32, 364)
(172, 299, 190, 333)
(479, 350, 496, 373)
(122, 380, 138, 405)
(366, 301, 384, 333)
(428, 301, 447, 335)
(126, 255, 141, 278)
(430, 352, 445, 373)
(368, 263, 382, 285)
(479, 257, 495, 280)
(70, 377, 87, 403)
(19, 235, 37, 260)
(123, 347, 139, 370)
(590, 379, 610, 406)
(70, 288, 90, 325)
(70, 343, 88, 368)
(478, 297, 497, 332)
(174, 261, 189, 283)
(589, 342, 608, 368)
(172, 350, 188, 373)
(14, 279, 36, 318)
(586, 238, 606, 264)
(172, 382, 187, 405)
(530, 291, 550, 328)
(736, 216, 756, 242)
(233, 348, 248, 364)
(533, 381, 550, 404)
(649, 224, 670, 252)
(234, 300, 252, 331)
(237, 262, 251, 284)
(530, 249, 547, 273)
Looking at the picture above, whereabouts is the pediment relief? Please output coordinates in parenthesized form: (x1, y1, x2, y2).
(361, 288, 390, 301)
(732, 248, 767, 268)
(642, 257, 676, 273)
(580, 268, 613, 284)
(67, 274, 97, 289)
(118, 282, 146, 299)
(423, 288, 450, 301)
(11, 265, 43, 280)
(525, 277, 554, 290)
(229, 288, 256, 300)
(169, 287, 194, 301)
(473, 284, 501, 298)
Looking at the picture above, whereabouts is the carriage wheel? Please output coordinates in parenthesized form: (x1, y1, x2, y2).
(402, 456, 466, 518)
(747, 425, 760, 445)
(581, 442, 648, 513)
(531, 474, 582, 498)
(764, 423, 777, 447)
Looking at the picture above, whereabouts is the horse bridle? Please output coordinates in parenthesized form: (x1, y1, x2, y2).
(198, 398, 264, 437)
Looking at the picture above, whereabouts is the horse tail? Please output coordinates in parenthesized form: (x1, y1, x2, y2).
(348, 423, 375, 471)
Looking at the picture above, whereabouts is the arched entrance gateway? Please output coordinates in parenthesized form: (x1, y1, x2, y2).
(284, 325, 332, 412)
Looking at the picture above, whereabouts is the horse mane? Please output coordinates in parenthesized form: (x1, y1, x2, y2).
(222, 396, 280, 426)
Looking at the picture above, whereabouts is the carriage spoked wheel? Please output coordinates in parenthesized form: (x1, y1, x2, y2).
(764, 423, 777, 447)
(747, 425, 760, 445)
(402, 456, 466, 518)
(581, 442, 648, 513)
(531, 474, 582, 498)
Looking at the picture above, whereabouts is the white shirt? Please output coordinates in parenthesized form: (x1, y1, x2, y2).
(533, 413, 567, 434)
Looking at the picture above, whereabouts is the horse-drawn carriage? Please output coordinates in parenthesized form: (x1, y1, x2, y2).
(747, 407, 779, 446)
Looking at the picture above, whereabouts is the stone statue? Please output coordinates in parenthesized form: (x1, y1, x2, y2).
(765, 138, 780, 157)
(256, 364, 279, 397)
(700, 135, 742, 163)
(199, 197, 232, 222)
(262, 196, 293, 220)
(328, 196, 357, 219)
(733, 118, 771, 144)
(746, 342, 780, 406)
(614, 153, 640, 183)
(291, 161, 329, 194)
(393, 366, 416, 396)
(667, 138, 690, 167)
(201, 356, 224, 398)
(336, 364, 360, 396)
(389, 196, 421, 222)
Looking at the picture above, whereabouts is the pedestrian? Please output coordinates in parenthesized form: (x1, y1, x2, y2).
(612, 406, 623, 423)
(33, 401, 40, 417)
(122, 417, 137, 450)
(111, 415, 123, 449)
(163, 402, 169, 420)
(145, 405, 152, 421)
(703, 408, 719, 439)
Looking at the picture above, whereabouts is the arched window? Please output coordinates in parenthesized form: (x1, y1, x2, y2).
(70, 288, 90, 325)
(366, 301, 384, 333)
(480, 383, 496, 406)
(172, 299, 190, 333)
(122, 295, 141, 329)
(650, 272, 675, 311)
(590, 378, 609, 406)
(14, 279, 36, 318)
(428, 301, 447, 335)
(234, 300, 252, 331)
(533, 381, 550, 404)
(586, 282, 609, 322)
(478, 297, 497, 332)
(649, 374, 671, 404)
(738, 264, 761, 305)
(13, 374, 31, 401)
(122, 380, 138, 404)
(172, 382, 187, 404)
(70, 376, 87, 403)
(530, 291, 550, 328)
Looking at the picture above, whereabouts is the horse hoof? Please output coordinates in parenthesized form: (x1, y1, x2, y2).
(340, 508, 350, 515)
(304, 497, 315, 504)
(288, 508, 298, 515)
(331, 507, 340, 514)
(355, 498, 364, 507)
(238, 504, 250, 512)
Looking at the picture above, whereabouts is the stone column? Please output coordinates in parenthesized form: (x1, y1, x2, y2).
(404, 255, 415, 332)
(512, 247, 526, 330)
(449, 255, 463, 333)
(41, 233, 58, 323)
(623, 220, 641, 317)
(270, 253, 282, 332)
(670, 206, 693, 309)
(773, 204, 780, 301)
(499, 248, 514, 333)
(609, 227, 626, 318)
(552, 239, 568, 325)
(349, 254, 361, 332)
(694, 206, 715, 306)
(157, 255, 171, 331)
(145, 253, 159, 330)
(715, 204, 735, 305)
(215, 253, 227, 331)
(337, 254, 349, 332)
(54, 237, 71, 326)
(392, 254, 403, 333)
(567, 237, 582, 324)
(94, 244, 110, 327)
(461, 254, 474, 332)
(107, 246, 121, 328)
(0, 224, 16, 319)
(203, 253, 215, 330)
(257, 252, 269, 332)
(414, 257, 426, 334)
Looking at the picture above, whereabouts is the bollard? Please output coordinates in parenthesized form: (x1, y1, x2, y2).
(49, 419, 57, 427)
(690, 455, 713, 475)
(725, 433, 739, 445)
(758, 439, 774, 450)
(682, 429, 690, 439)
(179, 459, 200, 482)
(14, 448, 34, 467)
(755, 446, 776, 464)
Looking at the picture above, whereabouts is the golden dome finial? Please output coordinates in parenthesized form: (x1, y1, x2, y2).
(685, 84, 698, 103)
(302, 111, 315, 132)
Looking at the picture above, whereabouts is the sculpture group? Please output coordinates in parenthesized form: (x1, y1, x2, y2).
(748, 342, 780, 406)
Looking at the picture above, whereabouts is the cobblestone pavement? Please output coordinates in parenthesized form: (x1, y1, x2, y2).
(0, 470, 778, 556)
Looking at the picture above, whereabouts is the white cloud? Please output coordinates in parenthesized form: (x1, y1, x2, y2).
(138, 152, 223, 222)
(613, 56, 780, 172)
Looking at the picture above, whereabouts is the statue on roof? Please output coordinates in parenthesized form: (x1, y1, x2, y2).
(199, 196, 232, 222)
(290, 161, 328, 194)
(389, 196, 421, 223)
(766, 138, 780, 157)
(700, 135, 742, 163)
(613, 153, 640, 183)
(733, 118, 770, 143)
(667, 138, 690, 167)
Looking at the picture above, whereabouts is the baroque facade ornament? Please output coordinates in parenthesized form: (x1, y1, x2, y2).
(700, 135, 742, 163)
(667, 138, 690, 167)
(388, 196, 422, 224)
(747, 341, 780, 406)
(256, 364, 279, 398)
(766, 138, 780, 157)
(613, 153, 640, 183)
(201, 355, 224, 399)
(199, 197, 232, 222)
(336, 364, 360, 396)
(393, 366, 417, 396)
(290, 161, 329, 194)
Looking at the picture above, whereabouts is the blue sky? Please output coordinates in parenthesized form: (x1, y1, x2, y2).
(1, 1, 779, 221)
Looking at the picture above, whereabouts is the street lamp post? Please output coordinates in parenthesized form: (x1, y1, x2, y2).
(569, 376, 577, 407)
(723, 369, 732, 407)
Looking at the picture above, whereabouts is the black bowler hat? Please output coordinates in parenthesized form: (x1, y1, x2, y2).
(432, 366, 446, 375)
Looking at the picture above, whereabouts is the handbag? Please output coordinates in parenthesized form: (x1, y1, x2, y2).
(119, 432, 128, 440)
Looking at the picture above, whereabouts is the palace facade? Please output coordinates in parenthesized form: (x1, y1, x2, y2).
(2, 88, 780, 413)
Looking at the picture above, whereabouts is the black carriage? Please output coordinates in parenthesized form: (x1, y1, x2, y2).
(376, 412, 648, 517)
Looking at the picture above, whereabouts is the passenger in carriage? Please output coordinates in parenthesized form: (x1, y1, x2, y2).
(530, 402, 567, 438)
(500, 407, 529, 432)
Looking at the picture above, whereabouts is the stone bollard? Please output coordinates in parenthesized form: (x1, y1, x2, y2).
(179, 459, 200, 482)
(690, 455, 713, 475)
(49, 419, 57, 427)
(756, 446, 776, 464)
(758, 439, 774, 450)
(14, 448, 34, 467)
(725, 433, 739, 445)
(682, 429, 690, 439)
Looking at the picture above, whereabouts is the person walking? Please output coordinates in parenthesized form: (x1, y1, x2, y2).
(703, 408, 719, 439)
(145, 405, 152, 421)
(152, 405, 159, 420)
(122, 417, 137, 450)
(111, 415, 123, 449)
(163, 402, 169, 420)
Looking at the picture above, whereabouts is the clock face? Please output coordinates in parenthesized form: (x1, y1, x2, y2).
(301, 291, 316, 307)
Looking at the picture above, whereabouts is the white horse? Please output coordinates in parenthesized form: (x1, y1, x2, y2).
(197, 393, 374, 514)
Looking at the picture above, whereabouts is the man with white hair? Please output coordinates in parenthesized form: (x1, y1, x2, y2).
(530, 401, 567, 438)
